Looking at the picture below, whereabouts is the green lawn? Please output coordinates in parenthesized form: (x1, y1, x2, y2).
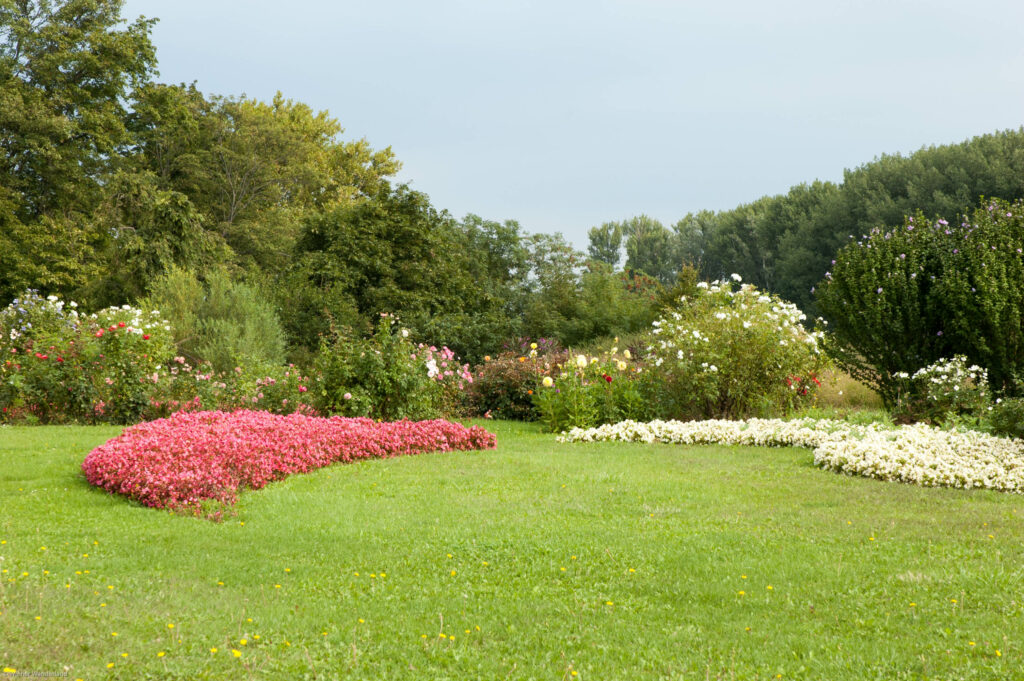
(1, 420, 1022, 680)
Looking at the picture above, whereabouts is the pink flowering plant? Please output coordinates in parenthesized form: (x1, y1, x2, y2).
(81, 410, 497, 515)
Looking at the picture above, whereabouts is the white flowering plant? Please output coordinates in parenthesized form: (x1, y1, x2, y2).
(559, 417, 1024, 493)
(892, 355, 990, 427)
(647, 277, 829, 419)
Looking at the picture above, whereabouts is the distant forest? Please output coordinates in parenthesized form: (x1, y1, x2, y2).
(4, 0, 1024, 360)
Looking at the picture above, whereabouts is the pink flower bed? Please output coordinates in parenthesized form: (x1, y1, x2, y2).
(82, 410, 497, 512)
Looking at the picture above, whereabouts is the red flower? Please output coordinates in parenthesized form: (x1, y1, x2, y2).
(118, 321, 126, 328)
(142, 334, 150, 340)
(603, 374, 613, 383)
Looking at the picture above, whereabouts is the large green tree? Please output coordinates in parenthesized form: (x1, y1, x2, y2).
(0, 0, 156, 303)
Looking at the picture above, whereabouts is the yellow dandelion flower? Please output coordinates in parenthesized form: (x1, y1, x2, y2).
(106, 663, 114, 669)
(285, 568, 291, 572)
(475, 626, 480, 631)
(969, 641, 976, 646)
(629, 568, 636, 573)
(210, 648, 218, 654)
(421, 634, 427, 639)
(111, 632, 118, 637)
(217, 581, 224, 586)
(464, 629, 470, 634)
(274, 584, 281, 589)
(560, 566, 567, 572)
(157, 652, 165, 658)
(909, 602, 916, 607)
(100, 603, 106, 607)
(996, 649, 1002, 657)
(606, 601, 614, 606)
(254, 635, 260, 640)
(571, 672, 578, 677)
(767, 585, 774, 590)
(358, 619, 365, 624)
(450, 570, 457, 576)
(167, 623, 174, 629)
(120, 653, 128, 658)
(380, 572, 386, 577)
(737, 591, 746, 596)
(232, 649, 241, 658)
(34, 616, 41, 621)
(446, 553, 453, 558)
(240, 639, 247, 646)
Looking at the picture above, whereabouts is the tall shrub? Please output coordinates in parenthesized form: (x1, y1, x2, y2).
(647, 277, 827, 419)
(816, 199, 1024, 405)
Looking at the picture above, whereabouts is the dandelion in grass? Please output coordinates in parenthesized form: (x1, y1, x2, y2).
(232, 649, 241, 658)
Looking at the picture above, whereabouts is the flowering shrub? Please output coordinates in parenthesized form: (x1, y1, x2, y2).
(817, 198, 1024, 403)
(0, 292, 174, 423)
(314, 315, 465, 420)
(533, 346, 654, 432)
(1, 291, 316, 424)
(464, 345, 569, 420)
(82, 410, 497, 513)
(647, 276, 828, 419)
(142, 358, 316, 418)
(559, 418, 1024, 493)
(892, 355, 990, 426)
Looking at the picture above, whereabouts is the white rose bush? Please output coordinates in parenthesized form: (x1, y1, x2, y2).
(648, 276, 828, 419)
(560, 417, 1024, 493)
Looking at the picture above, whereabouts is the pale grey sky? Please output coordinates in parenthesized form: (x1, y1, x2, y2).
(123, 0, 1024, 247)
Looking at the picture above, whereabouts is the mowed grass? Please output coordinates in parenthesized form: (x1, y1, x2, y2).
(1, 421, 1022, 680)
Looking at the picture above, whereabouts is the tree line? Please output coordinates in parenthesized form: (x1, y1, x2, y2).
(4, 0, 1024, 366)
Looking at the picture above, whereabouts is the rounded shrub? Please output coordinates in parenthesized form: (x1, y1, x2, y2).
(817, 198, 1024, 406)
(646, 276, 827, 419)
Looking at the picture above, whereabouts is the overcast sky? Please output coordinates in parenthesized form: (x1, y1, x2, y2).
(122, 0, 1024, 248)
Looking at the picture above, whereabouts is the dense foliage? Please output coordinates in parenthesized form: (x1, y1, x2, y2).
(816, 199, 1024, 405)
(646, 277, 827, 419)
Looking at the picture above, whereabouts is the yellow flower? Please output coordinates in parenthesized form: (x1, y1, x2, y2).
(232, 649, 241, 658)
(617, 360, 627, 371)
(167, 623, 174, 629)
(737, 591, 746, 596)
(240, 639, 247, 646)
(484, 355, 491, 362)
(157, 652, 165, 657)
(530, 342, 538, 350)
(210, 648, 218, 654)
(623, 349, 631, 360)
(106, 663, 114, 669)
(450, 570, 457, 576)
(766, 585, 773, 590)
(605, 601, 614, 606)
(542, 376, 554, 387)
(575, 354, 588, 369)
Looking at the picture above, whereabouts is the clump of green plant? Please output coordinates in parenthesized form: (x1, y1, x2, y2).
(988, 397, 1024, 439)
(313, 315, 440, 421)
(646, 276, 828, 420)
(816, 198, 1024, 406)
(142, 267, 287, 373)
(533, 347, 654, 432)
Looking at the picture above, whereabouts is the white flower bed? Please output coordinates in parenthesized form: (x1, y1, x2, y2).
(558, 418, 1024, 493)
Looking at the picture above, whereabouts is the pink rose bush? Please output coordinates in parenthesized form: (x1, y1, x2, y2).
(82, 410, 496, 513)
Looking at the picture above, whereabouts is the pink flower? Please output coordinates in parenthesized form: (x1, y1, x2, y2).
(298, 386, 307, 393)
(344, 393, 352, 400)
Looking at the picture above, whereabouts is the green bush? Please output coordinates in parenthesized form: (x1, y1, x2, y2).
(646, 276, 828, 419)
(313, 315, 440, 421)
(988, 397, 1024, 439)
(143, 267, 287, 373)
(816, 198, 1024, 406)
